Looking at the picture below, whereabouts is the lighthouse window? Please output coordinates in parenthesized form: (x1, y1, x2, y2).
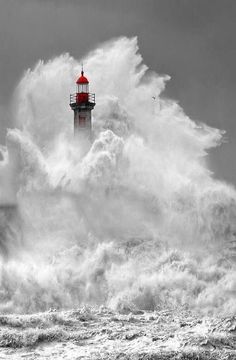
(78, 84, 89, 93)
(79, 116, 86, 127)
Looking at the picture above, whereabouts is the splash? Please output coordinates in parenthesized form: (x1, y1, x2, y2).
(0, 37, 235, 315)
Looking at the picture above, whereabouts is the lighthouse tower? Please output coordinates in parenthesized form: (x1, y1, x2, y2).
(70, 69, 95, 139)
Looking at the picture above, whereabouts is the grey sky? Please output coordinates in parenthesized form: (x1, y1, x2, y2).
(0, 0, 236, 185)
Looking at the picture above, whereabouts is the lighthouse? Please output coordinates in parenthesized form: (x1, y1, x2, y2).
(70, 69, 96, 139)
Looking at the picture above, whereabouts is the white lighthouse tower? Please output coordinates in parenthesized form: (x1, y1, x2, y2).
(70, 69, 96, 139)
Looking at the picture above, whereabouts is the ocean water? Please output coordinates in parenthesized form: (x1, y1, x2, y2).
(0, 37, 235, 359)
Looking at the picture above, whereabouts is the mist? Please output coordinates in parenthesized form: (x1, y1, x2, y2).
(0, 37, 235, 316)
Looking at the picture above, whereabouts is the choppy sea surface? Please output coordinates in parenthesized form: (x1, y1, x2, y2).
(0, 307, 235, 359)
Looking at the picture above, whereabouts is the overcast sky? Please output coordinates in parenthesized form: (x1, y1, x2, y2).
(0, 0, 236, 185)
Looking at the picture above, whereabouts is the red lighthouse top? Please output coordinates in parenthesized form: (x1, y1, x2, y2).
(70, 67, 95, 106)
(76, 70, 89, 84)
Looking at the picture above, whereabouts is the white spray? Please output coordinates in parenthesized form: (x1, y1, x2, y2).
(0, 37, 235, 315)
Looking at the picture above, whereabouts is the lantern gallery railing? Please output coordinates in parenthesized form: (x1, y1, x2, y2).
(70, 93, 95, 105)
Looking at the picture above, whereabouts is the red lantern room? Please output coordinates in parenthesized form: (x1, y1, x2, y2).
(76, 70, 89, 103)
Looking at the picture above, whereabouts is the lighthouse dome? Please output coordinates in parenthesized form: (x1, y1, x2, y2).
(76, 71, 89, 84)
